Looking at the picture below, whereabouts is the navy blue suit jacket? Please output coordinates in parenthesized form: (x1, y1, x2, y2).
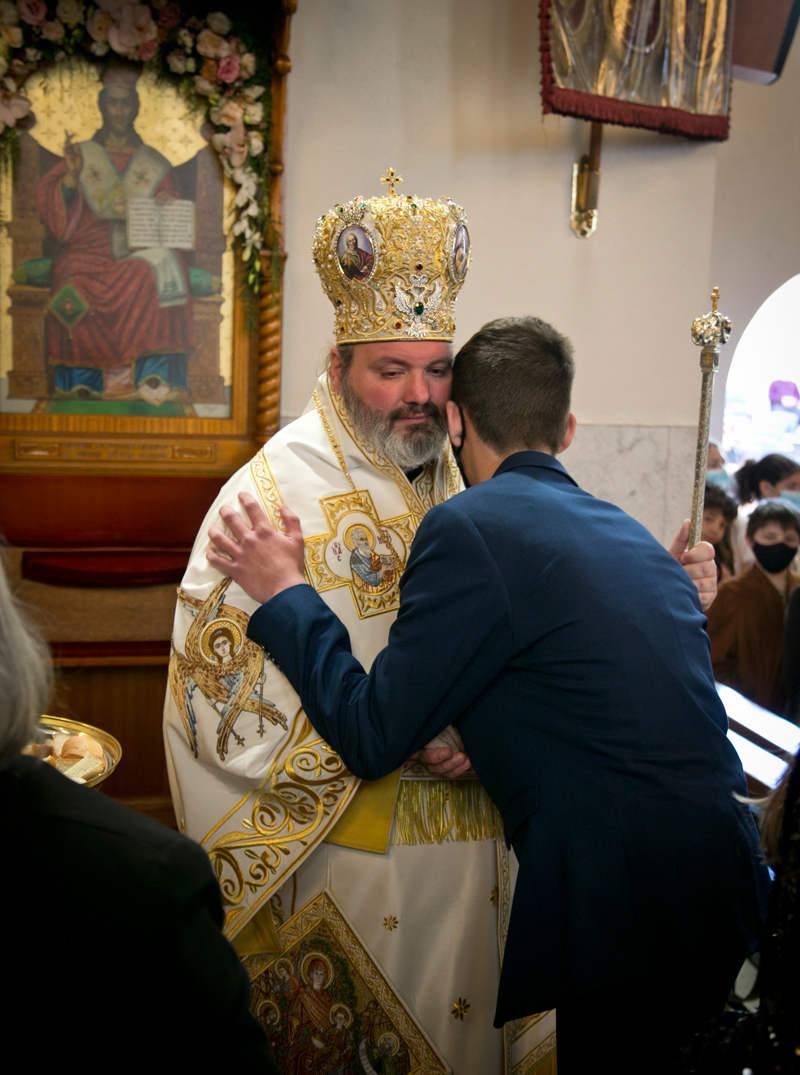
(248, 452, 767, 1022)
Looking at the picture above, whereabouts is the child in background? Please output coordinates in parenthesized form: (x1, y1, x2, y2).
(702, 483, 738, 583)
(731, 454, 800, 573)
(706, 500, 800, 714)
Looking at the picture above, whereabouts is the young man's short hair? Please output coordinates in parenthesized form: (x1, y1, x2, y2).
(704, 483, 738, 523)
(451, 316, 574, 454)
(747, 500, 800, 539)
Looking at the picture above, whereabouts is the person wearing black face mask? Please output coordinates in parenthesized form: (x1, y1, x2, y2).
(707, 499, 800, 715)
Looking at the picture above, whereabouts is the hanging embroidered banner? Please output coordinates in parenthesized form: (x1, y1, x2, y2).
(540, 0, 734, 140)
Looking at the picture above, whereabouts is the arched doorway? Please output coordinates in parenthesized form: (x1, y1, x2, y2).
(722, 273, 800, 466)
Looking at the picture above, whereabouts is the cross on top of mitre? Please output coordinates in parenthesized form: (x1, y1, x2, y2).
(381, 168, 403, 195)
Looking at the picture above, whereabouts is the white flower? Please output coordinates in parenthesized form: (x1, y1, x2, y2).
(233, 215, 252, 238)
(24, 47, 42, 62)
(166, 49, 186, 74)
(210, 132, 226, 153)
(177, 27, 193, 50)
(244, 199, 259, 217)
(239, 52, 255, 78)
(0, 0, 18, 25)
(89, 39, 109, 55)
(193, 75, 216, 97)
(242, 101, 263, 125)
(242, 83, 265, 101)
(247, 130, 263, 157)
(206, 11, 231, 34)
(233, 171, 257, 204)
(184, 56, 196, 72)
(55, 0, 83, 27)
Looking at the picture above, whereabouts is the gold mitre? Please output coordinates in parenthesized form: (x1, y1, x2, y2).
(312, 169, 471, 344)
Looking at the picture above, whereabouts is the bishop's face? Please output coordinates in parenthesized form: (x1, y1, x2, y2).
(331, 341, 452, 470)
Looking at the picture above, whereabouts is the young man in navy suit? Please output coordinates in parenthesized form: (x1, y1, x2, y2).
(207, 316, 767, 1074)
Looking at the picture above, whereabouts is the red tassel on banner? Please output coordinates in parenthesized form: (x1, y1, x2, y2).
(540, 0, 730, 142)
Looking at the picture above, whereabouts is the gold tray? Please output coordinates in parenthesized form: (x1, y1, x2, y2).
(37, 715, 122, 788)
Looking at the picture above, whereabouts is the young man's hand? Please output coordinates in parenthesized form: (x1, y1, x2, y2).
(668, 519, 717, 610)
(207, 492, 307, 603)
(412, 724, 473, 777)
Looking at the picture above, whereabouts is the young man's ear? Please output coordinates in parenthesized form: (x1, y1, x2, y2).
(329, 347, 343, 395)
(446, 400, 464, 447)
(556, 413, 577, 455)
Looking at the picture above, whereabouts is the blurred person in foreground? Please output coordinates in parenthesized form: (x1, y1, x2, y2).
(682, 751, 800, 1072)
(0, 557, 278, 1070)
(702, 482, 738, 584)
(707, 500, 800, 715)
(731, 454, 800, 574)
(207, 316, 766, 1075)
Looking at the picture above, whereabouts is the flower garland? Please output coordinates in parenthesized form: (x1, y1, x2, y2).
(0, 0, 272, 293)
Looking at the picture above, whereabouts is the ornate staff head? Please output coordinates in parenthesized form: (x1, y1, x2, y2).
(691, 287, 731, 356)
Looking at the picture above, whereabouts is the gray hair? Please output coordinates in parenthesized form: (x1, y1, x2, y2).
(0, 554, 52, 764)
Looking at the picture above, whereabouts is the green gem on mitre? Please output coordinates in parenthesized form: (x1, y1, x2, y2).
(414, 302, 425, 316)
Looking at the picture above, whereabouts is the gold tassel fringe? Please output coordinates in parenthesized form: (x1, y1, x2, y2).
(391, 779, 503, 845)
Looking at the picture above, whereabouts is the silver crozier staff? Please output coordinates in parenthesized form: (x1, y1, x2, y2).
(689, 287, 731, 549)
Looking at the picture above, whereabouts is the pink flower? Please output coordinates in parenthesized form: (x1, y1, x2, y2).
(156, 1, 180, 29)
(196, 27, 230, 58)
(217, 52, 239, 83)
(41, 20, 65, 42)
(214, 97, 243, 126)
(223, 119, 247, 166)
(16, 0, 47, 26)
(0, 88, 31, 125)
(108, 3, 157, 56)
(87, 8, 112, 42)
(138, 37, 157, 60)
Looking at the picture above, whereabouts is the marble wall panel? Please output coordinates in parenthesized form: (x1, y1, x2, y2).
(562, 424, 698, 546)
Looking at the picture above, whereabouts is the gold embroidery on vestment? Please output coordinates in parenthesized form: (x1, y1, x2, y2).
(246, 890, 450, 1075)
(304, 489, 414, 619)
(392, 778, 503, 845)
(169, 579, 287, 760)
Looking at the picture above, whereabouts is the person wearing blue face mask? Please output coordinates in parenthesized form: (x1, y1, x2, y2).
(707, 500, 800, 714)
(730, 453, 800, 574)
(706, 441, 732, 491)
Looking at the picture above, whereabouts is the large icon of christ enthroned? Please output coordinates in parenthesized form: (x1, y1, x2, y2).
(1, 64, 233, 417)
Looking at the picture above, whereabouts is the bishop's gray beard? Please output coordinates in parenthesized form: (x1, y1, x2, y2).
(341, 375, 448, 470)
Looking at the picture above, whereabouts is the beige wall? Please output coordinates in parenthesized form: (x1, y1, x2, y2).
(281, 0, 719, 427)
(279, 0, 798, 538)
(709, 33, 800, 438)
